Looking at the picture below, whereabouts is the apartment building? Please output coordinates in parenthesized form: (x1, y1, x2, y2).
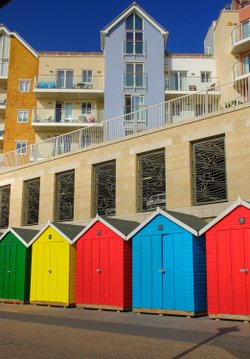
(0, 1, 249, 229)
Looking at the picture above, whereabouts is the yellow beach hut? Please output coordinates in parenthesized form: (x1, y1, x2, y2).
(29, 222, 84, 307)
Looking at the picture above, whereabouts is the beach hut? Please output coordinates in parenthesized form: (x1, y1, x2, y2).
(73, 215, 139, 311)
(0, 227, 38, 303)
(127, 208, 207, 316)
(29, 222, 84, 307)
(200, 197, 250, 321)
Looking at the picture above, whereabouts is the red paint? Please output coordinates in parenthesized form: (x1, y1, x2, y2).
(76, 221, 132, 310)
(206, 206, 250, 315)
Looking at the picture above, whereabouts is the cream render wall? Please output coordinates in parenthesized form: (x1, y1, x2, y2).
(214, 10, 239, 83)
(0, 104, 250, 227)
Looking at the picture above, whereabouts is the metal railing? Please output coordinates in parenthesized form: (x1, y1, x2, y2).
(0, 76, 249, 172)
(32, 108, 104, 125)
(34, 74, 104, 91)
(165, 76, 219, 92)
(231, 20, 250, 47)
(232, 61, 250, 79)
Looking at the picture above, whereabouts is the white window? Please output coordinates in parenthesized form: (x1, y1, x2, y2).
(82, 70, 93, 83)
(243, 54, 250, 75)
(81, 102, 92, 114)
(201, 71, 211, 83)
(125, 13, 144, 55)
(17, 110, 29, 123)
(19, 80, 31, 92)
(125, 63, 144, 87)
(15, 141, 27, 154)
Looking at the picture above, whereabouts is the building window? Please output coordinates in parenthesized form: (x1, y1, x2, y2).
(93, 160, 116, 216)
(81, 102, 92, 114)
(138, 149, 166, 212)
(125, 13, 144, 55)
(56, 70, 74, 89)
(55, 170, 75, 221)
(201, 71, 211, 83)
(19, 80, 31, 92)
(192, 136, 227, 205)
(0, 185, 10, 229)
(242, 19, 250, 40)
(23, 178, 40, 225)
(124, 95, 145, 124)
(124, 63, 144, 87)
(82, 70, 93, 84)
(17, 110, 29, 123)
(243, 54, 250, 75)
(15, 141, 27, 154)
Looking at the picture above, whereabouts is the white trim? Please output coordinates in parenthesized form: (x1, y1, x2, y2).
(101, 4, 168, 50)
(199, 197, 250, 235)
(127, 207, 199, 239)
(10, 31, 38, 58)
(72, 214, 128, 244)
(0, 227, 30, 248)
(27, 221, 75, 247)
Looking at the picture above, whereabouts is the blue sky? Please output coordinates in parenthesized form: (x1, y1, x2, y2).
(1, 0, 228, 53)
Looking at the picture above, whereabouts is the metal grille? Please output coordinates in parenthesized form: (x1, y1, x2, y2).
(0, 185, 10, 228)
(138, 150, 166, 211)
(193, 137, 227, 205)
(93, 161, 116, 216)
(55, 170, 75, 221)
(23, 178, 40, 225)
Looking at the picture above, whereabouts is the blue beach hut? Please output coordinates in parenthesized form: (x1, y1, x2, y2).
(127, 208, 207, 317)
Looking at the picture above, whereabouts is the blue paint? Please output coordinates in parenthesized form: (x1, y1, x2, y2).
(132, 213, 207, 313)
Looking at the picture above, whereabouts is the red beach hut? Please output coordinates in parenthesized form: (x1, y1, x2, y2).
(73, 215, 139, 311)
(200, 197, 250, 321)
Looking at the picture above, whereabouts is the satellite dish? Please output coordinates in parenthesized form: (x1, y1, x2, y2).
(0, 0, 13, 9)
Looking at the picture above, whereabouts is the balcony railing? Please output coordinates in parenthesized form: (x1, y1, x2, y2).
(232, 61, 250, 79)
(0, 76, 249, 172)
(123, 41, 147, 56)
(165, 76, 219, 92)
(124, 73, 147, 88)
(34, 75, 104, 91)
(231, 21, 250, 49)
(32, 108, 104, 125)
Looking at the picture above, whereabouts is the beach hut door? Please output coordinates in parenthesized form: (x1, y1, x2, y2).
(0, 245, 17, 299)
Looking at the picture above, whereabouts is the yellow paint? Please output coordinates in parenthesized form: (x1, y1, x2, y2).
(30, 226, 75, 305)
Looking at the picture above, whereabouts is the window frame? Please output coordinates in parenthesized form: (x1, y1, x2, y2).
(15, 141, 27, 154)
(125, 13, 144, 55)
(82, 69, 93, 84)
(55, 169, 75, 222)
(124, 62, 144, 88)
(81, 101, 92, 114)
(17, 110, 29, 123)
(200, 71, 212, 83)
(23, 177, 40, 226)
(19, 79, 31, 92)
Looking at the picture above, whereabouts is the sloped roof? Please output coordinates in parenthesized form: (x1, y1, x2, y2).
(73, 214, 140, 242)
(100, 2, 168, 50)
(199, 197, 250, 235)
(51, 222, 85, 241)
(127, 207, 206, 239)
(0, 227, 39, 247)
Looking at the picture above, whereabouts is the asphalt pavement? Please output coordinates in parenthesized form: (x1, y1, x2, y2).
(0, 304, 249, 359)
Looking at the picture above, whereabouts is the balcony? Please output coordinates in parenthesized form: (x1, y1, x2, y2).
(231, 21, 250, 53)
(33, 74, 104, 99)
(232, 61, 250, 80)
(32, 108, 104, 130)
(0, 59, 9, 81)
(0, 128, 4, 141)
(123, 41, 147, 56)
(0, 96, 6, 111)
(124, 73, 147, 88)
(165, 76, 220, 94)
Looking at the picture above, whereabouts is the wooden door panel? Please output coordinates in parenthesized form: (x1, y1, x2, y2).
(81, 239, 92, 304)
(91, 238, 100, 304)
(99, 237, 109, 305)
(151, 235, 163, 309)
(244, 229, 250, 314)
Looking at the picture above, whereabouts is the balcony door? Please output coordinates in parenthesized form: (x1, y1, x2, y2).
(125, 63, 144, 87)
(172, 72, 187, 91)
(243, 54, 250, 75)
(56, 70, 74, 89)
(242, 20, 250, 40)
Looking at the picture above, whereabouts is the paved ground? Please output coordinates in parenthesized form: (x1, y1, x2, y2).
(0, 304, 249, 359)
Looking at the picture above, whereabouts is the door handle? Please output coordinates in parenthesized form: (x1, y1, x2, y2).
(96, 269, 102, 273)
(7, 270, 11, 274)
(240, 268, 248, 273)
(48, 269, 52, 274)
(158, 269, 165, 273)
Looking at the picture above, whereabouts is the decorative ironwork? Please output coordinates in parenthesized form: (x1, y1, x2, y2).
(193, 137, 227, 205)
(55, 170, 75, 221)
(23, 178, 40, 225)
(138, 150, 166, 211)
(0, 185, 10, 228)
(93, 161, 116, 216)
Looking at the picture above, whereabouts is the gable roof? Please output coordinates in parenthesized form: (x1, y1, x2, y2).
(73, 214, 140, 243)
(0, 227, 39, 247)
(127, 207, 206, 239)
(100, 2, 168, 50)
(28, 221, 85, 246)
(0, 24, 38, 58)
(199, 197, 250, 235)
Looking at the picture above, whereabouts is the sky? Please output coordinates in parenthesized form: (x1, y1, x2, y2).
(0, 0, 229, 54)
